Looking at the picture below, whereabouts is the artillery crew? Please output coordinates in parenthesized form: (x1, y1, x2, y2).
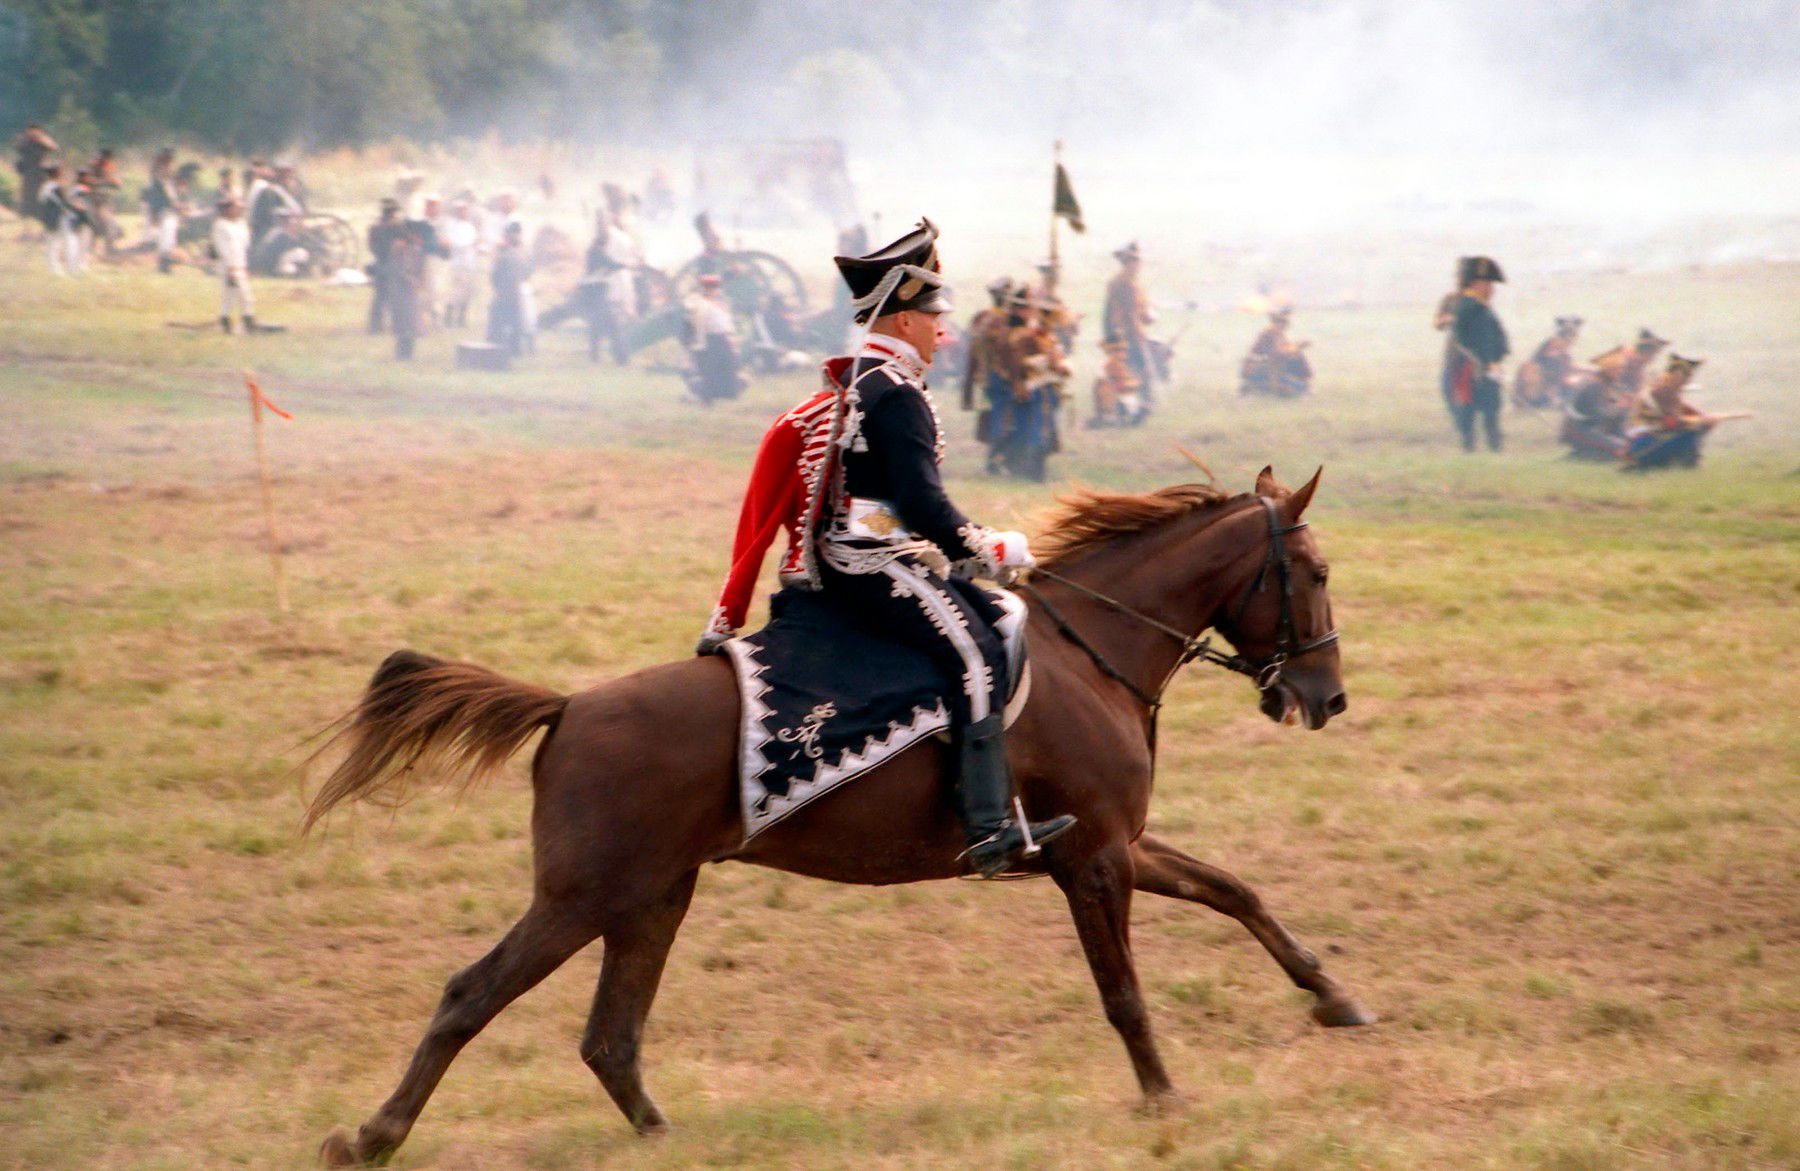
(682, 273, 745, 403)
(696, 218, 1074, 878)
(1440, 255, 1509, 452)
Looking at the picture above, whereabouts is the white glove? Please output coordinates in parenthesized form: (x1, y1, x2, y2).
(968, 529, 1036, 583)
(695, 629, 734, 657)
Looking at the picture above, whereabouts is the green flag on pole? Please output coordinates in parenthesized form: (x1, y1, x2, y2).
(1053, 162, 1085, 234)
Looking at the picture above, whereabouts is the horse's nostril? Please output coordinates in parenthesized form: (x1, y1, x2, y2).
(1325, 692, 1347, 716)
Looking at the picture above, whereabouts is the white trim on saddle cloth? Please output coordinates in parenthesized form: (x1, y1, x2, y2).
(721, 583, 1030, 844)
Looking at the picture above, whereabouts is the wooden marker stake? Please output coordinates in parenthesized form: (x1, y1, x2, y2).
(243, 370, 292, 613)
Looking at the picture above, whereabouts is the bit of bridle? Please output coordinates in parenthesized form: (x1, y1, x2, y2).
(1016, 497, 1340, 718)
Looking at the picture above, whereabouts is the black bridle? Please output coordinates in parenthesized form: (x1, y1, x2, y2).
(1016, 497, 1340, 716)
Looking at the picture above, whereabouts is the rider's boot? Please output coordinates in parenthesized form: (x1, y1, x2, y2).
(955, 712, 1075, 878)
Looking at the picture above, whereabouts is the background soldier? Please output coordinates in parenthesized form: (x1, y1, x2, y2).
(486, 221, 532, 358)
(682, 273, 745, 403)
(961, 277, 1014, 456)
(1591, 329, 1668, 399)
(1240, 307, 1312, 397)
(12, 122, 58, 229)
(366, 198, 405, 333)
(1441, 255, 1509, 452)
(1104, 241, 1157, 404)
(211, 196, 255, 334)
(1513, 315, 1583, 408)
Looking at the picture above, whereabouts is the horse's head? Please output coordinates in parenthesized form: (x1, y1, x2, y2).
(1216, 466, 1345, 731)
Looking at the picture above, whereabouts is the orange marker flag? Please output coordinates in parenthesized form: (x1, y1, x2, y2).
(243, 369, 290, 612)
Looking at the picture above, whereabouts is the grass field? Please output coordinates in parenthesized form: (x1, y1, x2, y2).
(2, 233, 1797, 1170)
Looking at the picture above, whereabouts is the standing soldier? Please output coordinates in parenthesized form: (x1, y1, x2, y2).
(34, 162, 80, 275)
(1440, 256, 1508, 452)
(144, 149, 183, 274)
(366, 198, 405, 334)
(486, 221, 532, 358)
(1003, 289, 1070, 482)
(1104, 241, 1157, 404)
(961, 278, 1014, 466)
(12, 123, 59, 229)
(694, 217, 1073, 877)
(211, 196, 255, 335)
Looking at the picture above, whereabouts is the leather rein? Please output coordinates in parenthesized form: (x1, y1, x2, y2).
(1015, 497, 1340, 717)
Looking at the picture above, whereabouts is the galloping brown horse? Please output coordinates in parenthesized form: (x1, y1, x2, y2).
(311, 467, 1372, 1167)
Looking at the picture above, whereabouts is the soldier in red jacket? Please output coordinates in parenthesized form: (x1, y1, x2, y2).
(696, 219, 1075, 877)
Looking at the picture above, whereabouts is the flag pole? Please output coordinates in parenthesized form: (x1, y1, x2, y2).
(244, 369, 289, 614)
(1048, 141, 1062, 293)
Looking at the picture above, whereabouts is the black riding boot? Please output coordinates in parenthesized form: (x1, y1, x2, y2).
(955, 712, 1075, 878)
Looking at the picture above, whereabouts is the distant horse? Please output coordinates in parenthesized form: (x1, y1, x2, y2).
(311, 466, 1371, 1166)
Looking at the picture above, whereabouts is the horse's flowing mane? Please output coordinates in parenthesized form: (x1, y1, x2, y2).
(1035, 483, 1243, 567)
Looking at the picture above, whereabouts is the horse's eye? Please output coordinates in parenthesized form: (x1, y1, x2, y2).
(1314, 567, 1329, 585)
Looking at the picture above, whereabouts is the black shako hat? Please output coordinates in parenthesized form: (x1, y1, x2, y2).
(834, 217, 951, 323)
(1457, 255, 1505, 287)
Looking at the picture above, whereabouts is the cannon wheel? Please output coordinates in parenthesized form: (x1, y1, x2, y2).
(673, 250, 809, 314)
(301, 213, 361, 273)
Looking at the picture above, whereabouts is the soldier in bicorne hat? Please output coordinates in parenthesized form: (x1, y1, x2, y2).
(1104, 241, 1157, 403)
(1440, 255, 1509, 452)
(696, 219, 1075, 877)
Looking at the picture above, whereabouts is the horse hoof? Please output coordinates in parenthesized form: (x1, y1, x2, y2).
(1312, 995, 1378, 1028)
(318, 1129, 360, 1167)
(1137, 1088, 1186, 1117)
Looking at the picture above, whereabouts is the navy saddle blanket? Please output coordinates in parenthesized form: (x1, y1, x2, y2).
(720, 586, 1025, 842)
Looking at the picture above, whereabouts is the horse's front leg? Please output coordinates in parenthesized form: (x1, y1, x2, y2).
(1051, 839, 1178, 1107)
(1130, 832, 1375, 1028)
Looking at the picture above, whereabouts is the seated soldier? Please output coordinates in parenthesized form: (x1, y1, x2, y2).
(1091, 339, 1147, 427)
(696, 218, 1075, 877)
(1560, 367, 1631, 461)
(1239, 307, 1312, 397)
(1514, 315, 1583, 408)
(1623, 354, 1745, 469)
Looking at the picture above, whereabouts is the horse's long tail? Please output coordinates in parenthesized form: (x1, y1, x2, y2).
(302, 649, 569, 833)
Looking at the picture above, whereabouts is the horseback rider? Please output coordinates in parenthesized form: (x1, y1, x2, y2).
(696, 218, 1075, 877)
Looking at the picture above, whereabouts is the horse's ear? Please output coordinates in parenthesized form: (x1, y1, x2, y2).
(1254, 465, 1279, 498)
(1287, 466, 1323, 518)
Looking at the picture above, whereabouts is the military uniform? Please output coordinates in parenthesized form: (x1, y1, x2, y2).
(1440, 256, 1509, 452)
(1104, 242, 1156, 402)
(1625, 355, 1711, 468)
(698, 220, 1072, 877)
(1591, 329, 1668, 399)
(1240, 310, 1311, 397)
(1514, 317, 1582, 409)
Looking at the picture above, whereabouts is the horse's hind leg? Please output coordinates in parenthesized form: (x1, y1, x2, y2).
(580, 869, 698, 1133)
(320, 901, 601, 1167)
(1053, 840, 1178, 1108)
(1129, 832, 1375, 1027)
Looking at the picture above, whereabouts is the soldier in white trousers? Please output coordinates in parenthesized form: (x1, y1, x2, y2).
(211, 197, 255, 335)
